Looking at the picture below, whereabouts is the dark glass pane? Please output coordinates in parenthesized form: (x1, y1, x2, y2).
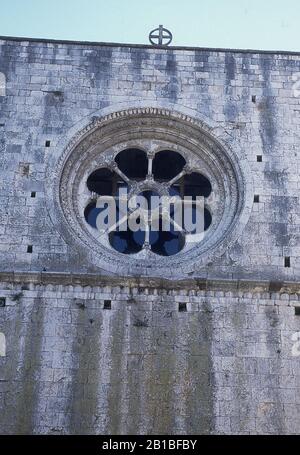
(169, 185, 181, 197)
(108, 204, 144, 255)
(183, 172, 212, 198)
(84, 202, 107, 229)
(153, 150, 186, 181)
(115, 148, 148, 180)
(150, 218, 185, 256)
(204, 208, 212, 231)
(109, 230, 145, 254)
(170, 173, 212, 199)
(87, 168, 126, 196)
(182, 204, 212, 234)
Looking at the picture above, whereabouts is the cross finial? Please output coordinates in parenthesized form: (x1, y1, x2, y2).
(149, 25, 173, 46)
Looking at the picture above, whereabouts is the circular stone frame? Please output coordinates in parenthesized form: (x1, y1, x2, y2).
(51, 108, 253, 277)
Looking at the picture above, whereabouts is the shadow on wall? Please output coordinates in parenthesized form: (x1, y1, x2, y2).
(0, 333, 6, 357)
(0, 72, 6, 96)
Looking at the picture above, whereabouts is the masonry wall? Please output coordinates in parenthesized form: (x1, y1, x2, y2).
(0, 275, 299, 435)
(1, 37, 300, 434)
(0, 38, 300, 280)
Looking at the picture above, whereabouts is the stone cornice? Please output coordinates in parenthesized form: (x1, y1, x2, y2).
(0, 271, 299, 295)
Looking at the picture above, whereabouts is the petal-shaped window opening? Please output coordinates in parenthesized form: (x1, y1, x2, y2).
(153, 150, 186, 181)
(87, 168, 126, 196)
(109, 210, 185, 256)
(169, 185, 181, 197)
(109, 230, 145, 255)
(170, 173, 212, 198)
(183, 172, 212, 198)
(204, 208, 212, 231)
(150, 218, 185, 256)
(84, 202, 105, 229)
(182, 204, 212, 234)
(109, 205, 145, 255)
(115, 148, 148, 180)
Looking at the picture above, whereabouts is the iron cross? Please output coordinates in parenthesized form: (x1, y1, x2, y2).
(149, 25, 173, 46)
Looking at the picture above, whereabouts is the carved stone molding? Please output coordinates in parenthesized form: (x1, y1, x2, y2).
(0, 272, 299, 296)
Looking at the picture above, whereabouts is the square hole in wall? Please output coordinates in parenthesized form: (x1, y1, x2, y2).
(295, 307, 300, 316)
(285, 257, 291, 268)
(254, 195, 260, 203)
(104, 300, 111, 310)
(45, 140, 51, 147)
(31, 192, 36, 198)
(257, 155, 262, 162)
(27, 245, 33, 254)
(252, 95, 257, 103)
(0, 298, 6, 308)
(178, 302, 187, 312)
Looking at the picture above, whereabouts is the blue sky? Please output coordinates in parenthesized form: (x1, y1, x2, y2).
(0, 0, 299, 51)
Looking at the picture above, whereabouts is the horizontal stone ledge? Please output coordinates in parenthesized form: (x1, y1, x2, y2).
(0, 271, 299, 295)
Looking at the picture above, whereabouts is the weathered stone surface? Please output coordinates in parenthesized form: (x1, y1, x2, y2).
(0, 36, 300, 434)
(0, 275, 299, 434)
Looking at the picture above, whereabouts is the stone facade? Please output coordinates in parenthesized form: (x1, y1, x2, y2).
(0, 36, 300, 434)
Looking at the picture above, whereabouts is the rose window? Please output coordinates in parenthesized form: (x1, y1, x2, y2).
(54, 108, 250, 276)
(84, 148, 213, 256)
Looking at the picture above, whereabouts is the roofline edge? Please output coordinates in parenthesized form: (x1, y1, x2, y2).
(0, 34, 300, 56)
